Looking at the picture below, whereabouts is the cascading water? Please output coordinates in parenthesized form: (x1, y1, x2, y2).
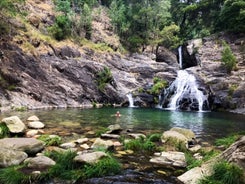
(164, 70, 209, 111)
(178, 46, 183, 69)
(126, 93, 136, 107)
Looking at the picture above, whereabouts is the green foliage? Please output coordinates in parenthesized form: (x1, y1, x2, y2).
(96, 67, 113, 91)
(48, 15, 71, 40)
(199, 160, 244, 184)
(164, 137, 187, 152)
(83, 156, 121, 178)
(159, 24, 181, 49)
(185, 152, 202, 170)
(215, 134, 240, 149)
(0, 0, 25, 15)
(0, 123, 10, 138)
(150, 77, 168, 96)
(147, 133, 161, 142)
(221, 41, 237, 73)
(0, 165, 29, 184)
(95, 126, 109, 137)
(37, 135, 62, 146)
(124, 136, 156, 153)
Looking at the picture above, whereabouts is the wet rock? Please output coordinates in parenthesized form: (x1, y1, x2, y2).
(0, 138, 45, 155)
(0, 148, 28, 167)
(74, 151, 107, 164)
(28, 121, 45, 129)
(24, 155, 56, 169)
(91, 138, 114, 150)
(106, 124, 122, 134)
(150, 151, 187, 168)
(1, 116, 26, 134)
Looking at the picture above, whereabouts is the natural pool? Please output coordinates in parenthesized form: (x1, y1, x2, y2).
(0, 107, 244, 183)
(1, 107, 244, 142)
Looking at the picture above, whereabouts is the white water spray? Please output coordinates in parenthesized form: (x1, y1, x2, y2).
(126, 93, 136, 107)
(178, 46, 183, 69)
(167, 70, 208, 111)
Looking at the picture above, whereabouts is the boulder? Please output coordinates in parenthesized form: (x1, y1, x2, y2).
(161, 127, 195, 143)
(28, 121, 45, 129)
(0, 148, 28, 167)
(91, 138, 114, 150)
(0, 138, 45, 154)
(1, 116, 26, 134)
(60, 142, 76, 149)
(106, 124, 122, 134)
(24, 155, 56, 169)
(150, 151, 187, 168)
(74, 151, 107, 164)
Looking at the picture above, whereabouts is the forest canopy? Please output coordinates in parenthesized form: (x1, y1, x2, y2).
(0, 0, 244, 51)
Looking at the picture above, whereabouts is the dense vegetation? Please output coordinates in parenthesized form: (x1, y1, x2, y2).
(1, 0, 244, 51)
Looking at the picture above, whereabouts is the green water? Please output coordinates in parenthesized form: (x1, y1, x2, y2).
(1, 107, 244, 142)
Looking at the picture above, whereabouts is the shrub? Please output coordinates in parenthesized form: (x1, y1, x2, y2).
(83, 156, 121, 178)
(96, 67, 113, 91)
(150, 77, 167, 96)
(0, 123, 10, 138)
(199, 160, 244, 184)
(124, 136, 156, 153)
(48, 15, 71, 40)
(38, 135, 62, 146)
(221, 41, 237, 73)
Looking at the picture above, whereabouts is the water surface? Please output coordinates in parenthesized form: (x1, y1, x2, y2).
(1, 107, 244, 142)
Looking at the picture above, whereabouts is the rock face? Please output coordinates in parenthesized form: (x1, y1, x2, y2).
(183, 33, 245, 113)
(1, 116, 26, 134)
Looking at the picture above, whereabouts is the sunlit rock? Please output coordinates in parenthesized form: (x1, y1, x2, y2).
(1, 116, 26, 134)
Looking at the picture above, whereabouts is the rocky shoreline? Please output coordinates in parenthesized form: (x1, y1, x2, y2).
(0, 114, 244, 183)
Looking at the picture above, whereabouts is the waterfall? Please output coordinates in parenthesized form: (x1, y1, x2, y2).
(165, 70, 208, 111)
(178, 46, 183, 69)
(126, 93, 135, 107)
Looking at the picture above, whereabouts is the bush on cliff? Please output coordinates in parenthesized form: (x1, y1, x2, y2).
(221, 41, 237, 73)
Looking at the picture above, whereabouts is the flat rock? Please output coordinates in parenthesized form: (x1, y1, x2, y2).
(0, 138, 45, 154)
(74, 151, 107, 164)
(28, 121, 45, 129)
(150, 151, 187, 168)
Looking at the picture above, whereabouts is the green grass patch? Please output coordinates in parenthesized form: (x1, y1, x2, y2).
(215, 135, 240, 149)
(0, 165, 29, 184)
(38, 135, 62, 146)
(199, 160, 244, 184)
(0, 123, 10, 138)
(124, 136, 156, 153)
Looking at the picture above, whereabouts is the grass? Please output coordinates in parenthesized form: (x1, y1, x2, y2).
(0, 123, 10, 138)
(124, 136, 157, 153)
(37, 134, 62, 146)
(199, 160, 244, 184)
(215, 134, 240, 149)
(0, 165, 29, 184)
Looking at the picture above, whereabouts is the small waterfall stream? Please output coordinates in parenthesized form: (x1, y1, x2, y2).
(178, 46, 183, 69)
(126, 93, 136, 107)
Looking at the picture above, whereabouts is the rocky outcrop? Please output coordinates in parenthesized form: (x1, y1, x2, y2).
(183, 33, 245, 113)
